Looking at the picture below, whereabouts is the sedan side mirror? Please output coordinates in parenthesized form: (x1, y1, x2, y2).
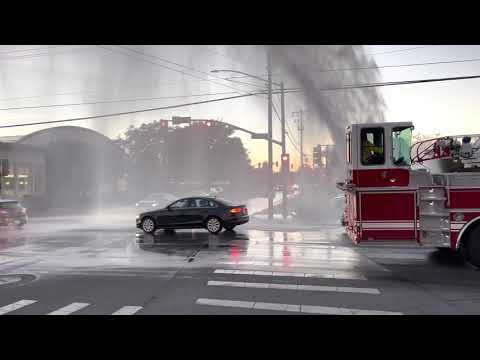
(166, 206, 172, 211)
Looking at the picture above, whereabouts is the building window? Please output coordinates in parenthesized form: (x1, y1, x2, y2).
(361, 128, 385, 166)
(0, 165, 34, 198)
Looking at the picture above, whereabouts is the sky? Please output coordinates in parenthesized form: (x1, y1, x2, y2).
(1, 45, 480, 168)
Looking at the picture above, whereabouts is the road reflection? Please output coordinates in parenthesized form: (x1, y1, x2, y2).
(0, 228, 28, 251)
(136, 229, 251, 255)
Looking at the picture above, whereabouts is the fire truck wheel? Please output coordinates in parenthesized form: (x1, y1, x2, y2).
(463, 225, 480, 269)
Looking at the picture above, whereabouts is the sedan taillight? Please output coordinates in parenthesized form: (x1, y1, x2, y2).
(229, 207, 243, 214)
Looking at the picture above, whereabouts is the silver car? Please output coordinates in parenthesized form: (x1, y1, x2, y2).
(135, 193, 177, 210)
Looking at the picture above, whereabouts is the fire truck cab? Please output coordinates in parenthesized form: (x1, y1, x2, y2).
(337, 122, 480, 268)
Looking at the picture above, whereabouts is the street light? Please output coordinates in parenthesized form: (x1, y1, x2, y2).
(211, 67, 288, 220)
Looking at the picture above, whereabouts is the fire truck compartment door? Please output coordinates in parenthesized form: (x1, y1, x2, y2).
(354, 169, 410, 187)
(359, 191, 416, 241)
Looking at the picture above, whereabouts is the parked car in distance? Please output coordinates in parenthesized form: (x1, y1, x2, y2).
(136, 197, 249, 234)
(179, 190, 211, 198)
(135, 193, 177, 210)
(0, 200, 27, 228)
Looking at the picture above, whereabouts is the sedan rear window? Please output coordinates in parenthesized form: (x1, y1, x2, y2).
(195, 199, 218, 208)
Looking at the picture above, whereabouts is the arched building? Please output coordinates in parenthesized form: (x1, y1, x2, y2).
(0, 126, 127, 210)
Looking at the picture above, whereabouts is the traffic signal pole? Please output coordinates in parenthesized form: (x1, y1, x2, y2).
(267, 48, 274, 221)
(280, 82, 288, 219)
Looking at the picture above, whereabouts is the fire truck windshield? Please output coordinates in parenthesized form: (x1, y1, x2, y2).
(392, 127, 412, 166)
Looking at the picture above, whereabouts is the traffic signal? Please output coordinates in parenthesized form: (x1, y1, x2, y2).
(1, 159, 9, 176)
(160, 120, 168, 128)
(313, 145, 321, 168)
(281, 153, 290, 175)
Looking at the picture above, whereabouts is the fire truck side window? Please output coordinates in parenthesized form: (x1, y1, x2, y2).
(361, 128, 385, 165)
(392, 127, 412, 166)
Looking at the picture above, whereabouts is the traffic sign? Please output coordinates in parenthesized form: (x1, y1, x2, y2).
(251, 133, 269, 140)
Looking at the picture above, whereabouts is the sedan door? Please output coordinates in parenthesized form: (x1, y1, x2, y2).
(189, 198, 214, 226)
(177, 199, 203, 226)
(158, 199, 189, 227)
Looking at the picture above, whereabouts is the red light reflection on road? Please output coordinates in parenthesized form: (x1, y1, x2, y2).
(230, 245, 240, 263)
(282, 245, 291, 267)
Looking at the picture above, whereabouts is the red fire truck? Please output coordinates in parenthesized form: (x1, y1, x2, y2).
(337, 122, 480, 268)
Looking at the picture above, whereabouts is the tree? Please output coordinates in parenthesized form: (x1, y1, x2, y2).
(114, 121, 254, 198)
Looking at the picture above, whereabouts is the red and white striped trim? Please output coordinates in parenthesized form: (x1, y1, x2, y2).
(451, 221, 467, 231)
(361, 221, 415, 230)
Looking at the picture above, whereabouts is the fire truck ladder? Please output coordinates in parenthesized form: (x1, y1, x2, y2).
(418, 185, 450, 246)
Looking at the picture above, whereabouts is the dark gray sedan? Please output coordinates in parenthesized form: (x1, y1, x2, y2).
(136, 197, 249, 234)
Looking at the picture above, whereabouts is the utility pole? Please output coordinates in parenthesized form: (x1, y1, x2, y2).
(280, 82, 287, 220)
(267, 48, 273, 221)
(293, 110, 305, 169)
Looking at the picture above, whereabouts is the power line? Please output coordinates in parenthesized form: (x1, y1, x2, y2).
(315, 57, 480, 73)
(0, 90, 98, 103)
(0, 74, 260, 103)
(0, 46, 97, 62)
(4, 59, 475, 105)
(97, 45, 248, 95)
(324, 74, 480, 90)
(285, 116, 300, 147)
(0, 45, 266, 103)
(277, 74, 480, 93)
(115, 45, 265, 91)
(0, 91, 271, 129)
(272, 99, 282, 122)
(0, 45, 68, 55)
(286, 131, 301, 154)
(366, 45, 440, 56)
(4, 74, 480, 129)
(0, 91, 239, 111)
(97, 45, 275, 106)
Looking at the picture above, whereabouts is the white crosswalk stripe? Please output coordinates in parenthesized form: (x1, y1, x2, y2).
(48, 302, 90, 315)
(207, 280, 380, 294)
(196, 298, 402, 315)
(0, 299, 145, 315)
(112, 306, 143, 315)
(205, 264, 403, 314)
(0, 300, 37, 315)
(214, 268, 366, 280)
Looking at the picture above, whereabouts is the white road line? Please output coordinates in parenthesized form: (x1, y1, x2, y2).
(112, 306, 143, 315)
(365, 253, 427, 260)
(219, 260, 365, 267)
(0, 300, 37, 315)
(196, 298, 402, 315)
(213, 269, 366, 280)
(0, 256, 15, 265)
(207, 281, 380, 294)
(48, 302, 90, 315)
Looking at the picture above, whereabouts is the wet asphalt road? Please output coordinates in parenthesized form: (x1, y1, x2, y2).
(1, 209, 480, 315)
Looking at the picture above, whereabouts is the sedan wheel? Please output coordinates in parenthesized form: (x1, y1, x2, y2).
(206, 217, 222, 234)
(141, 217, 156, 234)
